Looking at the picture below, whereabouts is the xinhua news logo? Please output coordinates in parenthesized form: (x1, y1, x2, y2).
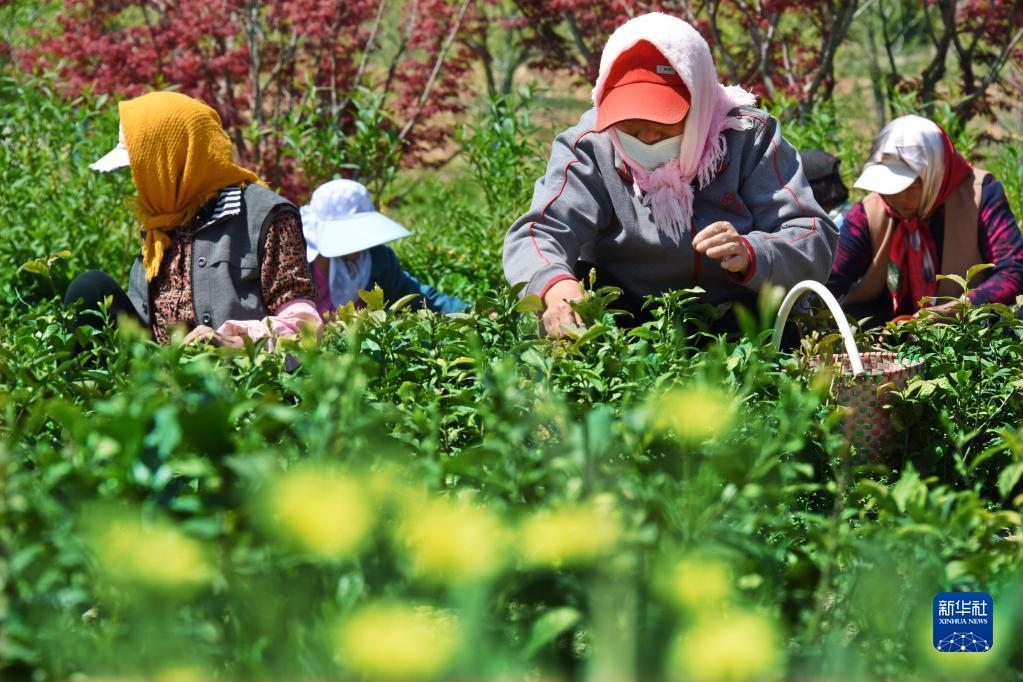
(933, 592, 993, 653)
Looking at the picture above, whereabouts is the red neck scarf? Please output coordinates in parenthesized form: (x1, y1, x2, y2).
(884, 129, 972, 313)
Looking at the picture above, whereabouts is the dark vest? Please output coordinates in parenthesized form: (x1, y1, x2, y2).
(128, 183, 298, 329)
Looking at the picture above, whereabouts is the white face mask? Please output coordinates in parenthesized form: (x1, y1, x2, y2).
(615, 129, 683, 171)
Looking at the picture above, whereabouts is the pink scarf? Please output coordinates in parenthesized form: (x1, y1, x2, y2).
(593, 14, 756, 241)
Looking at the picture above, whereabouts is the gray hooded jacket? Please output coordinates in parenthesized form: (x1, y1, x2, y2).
(503, 106, 838, 304)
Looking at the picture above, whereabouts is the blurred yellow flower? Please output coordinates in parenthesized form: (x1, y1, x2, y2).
(365, 465, 425, 507)
(912, 611, 1003, 676)
(335, 603, 461, 680)
(664, 557, 733, 612)
(268, 465, 372, 558)
(518, 496, 621, 568)
(90, 667, 207, 682)
(91, 516, 211, 590)
(669, 611, 781, 682)
(652, 386, 735, 441)
(399, 497, 506, 583)
(150, 667, 207, 682)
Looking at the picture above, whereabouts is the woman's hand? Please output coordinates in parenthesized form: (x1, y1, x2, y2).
(915, 300, 966, 319)
(541, 279, 585, 339)
(182, 325, 246, 349)
(693, 221, 751, 275)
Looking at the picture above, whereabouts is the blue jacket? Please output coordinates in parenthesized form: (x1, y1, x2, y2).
(368, 245, 468, 313)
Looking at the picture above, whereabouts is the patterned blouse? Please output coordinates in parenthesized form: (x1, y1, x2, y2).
(148, 187, 316, 343)
(827, 174, 1023, 312)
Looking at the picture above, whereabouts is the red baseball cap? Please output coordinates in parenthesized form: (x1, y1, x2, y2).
(596, 40, 691, 131)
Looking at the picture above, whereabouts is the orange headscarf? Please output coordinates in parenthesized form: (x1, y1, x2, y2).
(119, 92, 261, 281)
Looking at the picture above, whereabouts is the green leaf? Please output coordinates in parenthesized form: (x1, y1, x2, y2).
(572, 323, 610, 349)
(514, 294, 544, 313)
(389, 293, 420, 313)
(891, 464, 922, 513)
(965, 262, 995, 287)
(997, 462, 1023, 499)
(46, 249, 72, 267)
(358, 285, 386, 311)
(935, 273, 967, 294)
(524, 607, 582, 657)
(17, 259, 50, 277)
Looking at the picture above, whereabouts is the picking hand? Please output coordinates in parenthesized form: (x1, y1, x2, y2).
(541, 279, 584, 339)
(915, 300, 965, 319)
(182, 324, 246, 349)
(693, 221, 751, 275)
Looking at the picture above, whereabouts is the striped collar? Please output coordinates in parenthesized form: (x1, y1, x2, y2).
(197, 185, 243, 230)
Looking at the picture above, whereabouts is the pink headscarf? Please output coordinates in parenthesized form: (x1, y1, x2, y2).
(592, 13, 756, 241)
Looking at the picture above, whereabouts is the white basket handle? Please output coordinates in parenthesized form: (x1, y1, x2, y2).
(771, 280, 865, 376)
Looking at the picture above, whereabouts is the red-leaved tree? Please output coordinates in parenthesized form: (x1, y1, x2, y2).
(460, 0, 859, 118)
(461, 0, 1021, 130)
(20, 0, 475, 198)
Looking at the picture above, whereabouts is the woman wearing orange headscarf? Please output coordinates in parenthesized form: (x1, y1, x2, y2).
(66, 91, 319, 347)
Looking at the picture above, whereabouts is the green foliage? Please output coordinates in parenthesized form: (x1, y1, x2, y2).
(774, 97, 867, 190)
(987, 142, 1023, 220)
(383, 88, 547, 302)
(3, 77, 1023, 682)
(0, 75, 135, 306)
(276, 82, 405, 199)
(456, 86, 546, 221)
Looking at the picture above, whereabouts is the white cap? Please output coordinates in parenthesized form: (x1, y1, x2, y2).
(300, 179, 411, 262)
(90, 124, 130, 172)
(853, 155, 918, 195)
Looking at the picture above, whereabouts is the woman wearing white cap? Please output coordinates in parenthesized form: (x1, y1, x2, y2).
(502, 12, 836, 338)
(827, 115, 1023, 324)
(302, 179, 467, 316)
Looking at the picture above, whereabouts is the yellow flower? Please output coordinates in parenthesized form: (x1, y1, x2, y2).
(518, 496, 621, 568)
(652, 386, 735, 441)
(664, 558, 733, 612)
(150, 667, 207, 682)
(399, 497, 506, 583)
(365, 465, 425, 507)
(90, 515, 211, 590)
(88, 667, 207, 682)
(669, 611, 781, 682)
(911, 610, 1004, 677)
(267, 465, 372, 558)
(335, 603, 461, 679)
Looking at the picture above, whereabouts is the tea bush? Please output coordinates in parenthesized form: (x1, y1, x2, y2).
(1, 78, 1022, 681)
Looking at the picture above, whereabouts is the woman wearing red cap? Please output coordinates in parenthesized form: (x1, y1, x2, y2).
(503, 13, 837, 337)
(827, 115, 1023, 325)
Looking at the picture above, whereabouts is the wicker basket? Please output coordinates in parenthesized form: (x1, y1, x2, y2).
(773, 281, 925, 458)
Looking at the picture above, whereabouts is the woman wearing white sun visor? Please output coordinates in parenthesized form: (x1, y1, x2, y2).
(302, 179, 468, 317)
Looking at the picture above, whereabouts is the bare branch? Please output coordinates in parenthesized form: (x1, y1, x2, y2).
(879, 0, 900, 81)
(954, 25, 1023, 119)
(561, 9, 593, 65)
(798, 0, 859, 118)
(500, 44, 528, 95)
(398, 0, 473, 143)
(244, 1, 263, 130)
(865, 13, 888, 126)
(704, 0, 741, 82)
(337, 0, 387, 115)
(920, 0, 958, 114)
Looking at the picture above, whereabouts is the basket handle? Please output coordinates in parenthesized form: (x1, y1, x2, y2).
(771, 280, 865, 376)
